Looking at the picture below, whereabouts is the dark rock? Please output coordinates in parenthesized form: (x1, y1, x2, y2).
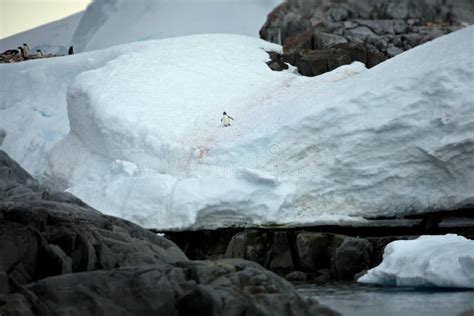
(37, 244, 72, 278)
(266, 51, 289, 71)
(0, 150, 331, 315)
(225, 230, 294, 275)
(259, 0, 471, 75)
(285, 271, 308, 282)
(296, 232, 345, 270)
(0, 222, 40, 284)
(0, 272, 10, 294)
(333, 237, 373, 280)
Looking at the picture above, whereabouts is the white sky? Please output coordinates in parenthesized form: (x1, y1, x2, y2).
(0, 0, 92, 39)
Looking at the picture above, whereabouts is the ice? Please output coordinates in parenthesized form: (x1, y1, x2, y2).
(1, 26, 473, 230)
(358, 234, 474, 289)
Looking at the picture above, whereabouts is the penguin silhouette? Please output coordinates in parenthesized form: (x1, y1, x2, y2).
(221, 111, 234, 127)
(68, 46, 74, 55)
(22, 43, 29, 58)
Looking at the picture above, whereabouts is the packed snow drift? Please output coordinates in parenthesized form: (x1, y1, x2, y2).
(1, 26, 473, 230)
(358, 235, 474, 289)
(71, 0, 282, 52)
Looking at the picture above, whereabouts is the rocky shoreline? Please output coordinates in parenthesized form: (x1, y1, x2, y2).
(165, 209, 474, 283)
(0, 150, 337, 315)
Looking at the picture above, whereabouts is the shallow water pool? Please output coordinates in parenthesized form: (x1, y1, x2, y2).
(296, 283, 474, 316)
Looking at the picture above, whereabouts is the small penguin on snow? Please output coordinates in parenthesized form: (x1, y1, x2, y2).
(68, 46, 74, 55)
(221, 111, 234, 127)
(22, 43, 29, 58)
(17, 47, 24, 60)
(36, 49, 43, 58)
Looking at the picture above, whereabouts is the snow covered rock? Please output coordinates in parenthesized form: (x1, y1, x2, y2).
(358, 234, 474, 289)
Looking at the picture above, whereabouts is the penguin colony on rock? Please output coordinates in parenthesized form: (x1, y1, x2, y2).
(0, 44, 74, 63)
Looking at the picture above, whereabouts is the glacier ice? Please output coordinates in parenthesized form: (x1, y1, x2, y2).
(0, 27, 473, 230)
(358, 234, 474, 289)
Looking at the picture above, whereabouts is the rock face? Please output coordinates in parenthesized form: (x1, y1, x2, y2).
(224, 230, 295, 275)
(261, 0, 473, 75)
(0, 150, 336, 316)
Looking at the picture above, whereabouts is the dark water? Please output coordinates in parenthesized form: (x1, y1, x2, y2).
(296, 283, 474, 316)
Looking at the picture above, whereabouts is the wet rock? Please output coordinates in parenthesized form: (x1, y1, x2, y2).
(285, 271, 309, 282)
(0, 272, 10, 294)
(225, 230, 294, 275)
(296, 232, 345, 270)
(333, 237, 373, 280)
(0, 150, 330, 315)
(37, 244, 72, 278)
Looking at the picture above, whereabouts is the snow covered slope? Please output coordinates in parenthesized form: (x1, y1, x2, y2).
(71, 0, 282, 52)
(1, 27, 473, 230)
(358, 235, 474, 289)
(0, 12, 83, 55)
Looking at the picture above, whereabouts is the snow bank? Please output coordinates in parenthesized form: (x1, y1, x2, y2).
(0, 12, 83, 55)
(1, 27, 473, 230)
(358, 235, 474, 289)
(71, 0, 282, 52)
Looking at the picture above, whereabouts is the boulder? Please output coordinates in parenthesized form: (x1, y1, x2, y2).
(0, 150, 332, 315)
(296, 232, 345, 270)
(332, 237, 373, 280)
(225, 230, 294, 275)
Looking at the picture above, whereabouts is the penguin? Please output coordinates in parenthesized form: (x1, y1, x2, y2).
(2, 49, 19, 55)
(221, 111, 234, 127)
(17, 47, 24, 60)
(36, 49, 43, 58)
(68, 46, 74, 55)
(22, 43, 29, 58)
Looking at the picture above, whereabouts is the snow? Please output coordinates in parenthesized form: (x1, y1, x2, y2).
(0, 12, 83, 55)
(0, 26, 473, 230)
(1, 0, 281, 54)
(358, 235, 474, 289)
(71, 0, 282, 52)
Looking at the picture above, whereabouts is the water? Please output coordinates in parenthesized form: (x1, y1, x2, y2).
(296, 283, 474, 316)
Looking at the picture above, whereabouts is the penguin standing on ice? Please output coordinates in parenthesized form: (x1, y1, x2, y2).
(17, 47, 24, 60)
(221, 111, 234, 127)
(36, 50, 43, 58)
(68, 46, 74, 55)
(22, 43, 29, 58)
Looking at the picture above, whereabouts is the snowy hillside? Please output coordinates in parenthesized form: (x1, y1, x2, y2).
(0, 12, 83, 55)
(1, 27, 473, 230)
(71, 0, 282, 52)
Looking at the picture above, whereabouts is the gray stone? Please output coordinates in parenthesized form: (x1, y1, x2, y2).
(0, 272, 9, 294)
(333, 237, 373, 280)
(0, 150, 333, 315)
(285, 271, 309, 281)
(260, 0, 473, 75)
(296, 232, 345, 270)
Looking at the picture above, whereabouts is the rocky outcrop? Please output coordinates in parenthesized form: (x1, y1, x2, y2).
(261, 0, 473, 75)
(0, 150, 336, 315)
(224, 230, 295, 275)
